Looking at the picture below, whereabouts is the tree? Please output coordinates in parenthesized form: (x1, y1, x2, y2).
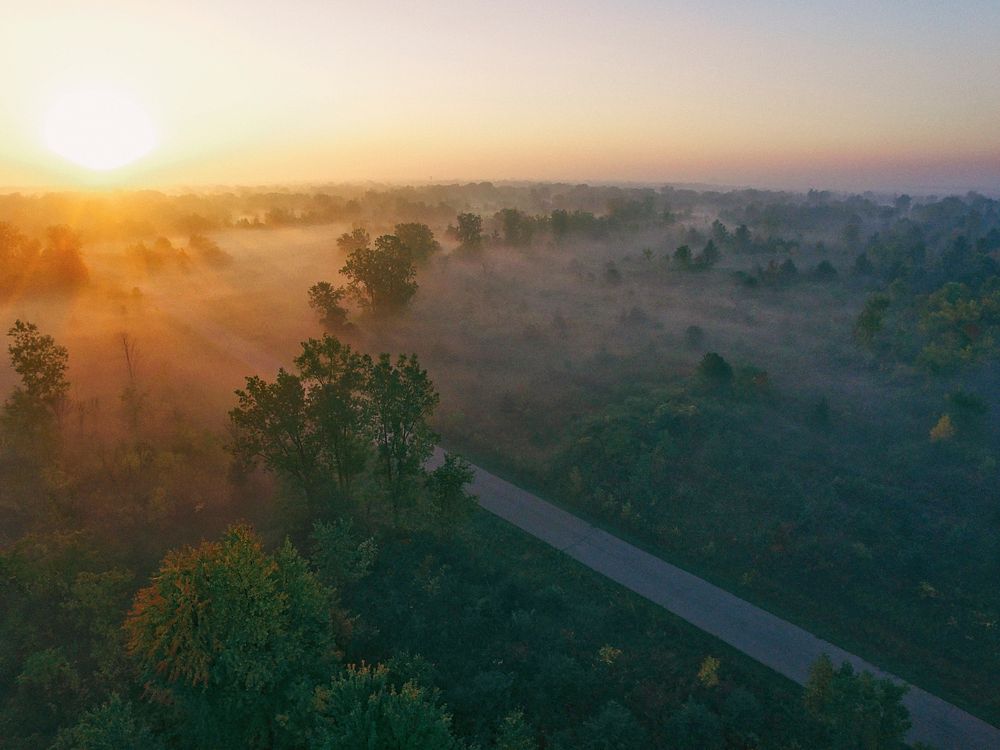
(711, 220, 730, 244)
(51, 694, 164, 750)
(696, 240, 720, 269)
(734, 224, 752, 252)
(453, 213, 483, 252)
(814, 259, 838, 281)
(854, 294, 891, 347)
(929, 414, 956, 442)
(336, 228, 371, 254)
(39, 226, 89, 288)
(495, 209, 534, 247)
(394, 223, 441, 264)
(0, 223, 40, 296)
(577, 701, 648, 749)
(853, 252, 875, 275)
(804, 655, 910, 750)
(673, 245, 692, 268)
(309, 664, 463, 749)
(367, 353, 439, 508)
(125, 525, 337, 750)
(667, 701, 725, 750)
(310, 519, 378, 588)
(295, 335, 372, 495)
(697, 655, 721, 688)
(340, 235, 417, 315)
(229, 369, 328, 507)
(308, 281, 352, 332)
(495, 710, 536, 750)
(697, 352, 733, 386)
(230, 336, 372, 506)
(425, 453, 476, 531)
(3, 320, 70, 452)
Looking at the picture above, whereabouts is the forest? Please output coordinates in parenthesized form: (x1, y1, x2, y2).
(1, 181, 997, 749)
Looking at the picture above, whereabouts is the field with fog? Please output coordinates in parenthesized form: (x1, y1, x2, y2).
(2, 183, 998, 749)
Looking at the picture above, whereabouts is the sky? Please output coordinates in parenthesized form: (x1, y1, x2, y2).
(1, 0, 999, 193)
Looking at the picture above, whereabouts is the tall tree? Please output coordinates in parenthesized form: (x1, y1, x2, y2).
(295, 335, 372, 495)
(3, 320, 70, 452)
(40, 226, 89, 288)
(394, 223, 441, 264)
(425, 453, 476, 532)
(453, 213, 483, 252)
(230, 369, 328, 507)
(309, 664, 463, 750)
(308, 281, 352, 332)
(804, 655, 910, 750)
(340, 235, 417, 316)
(51, 694, 164, 750)
(336, 228, 371, 254)
(125, 525, 337, 750)
(367, 353, 439, 507)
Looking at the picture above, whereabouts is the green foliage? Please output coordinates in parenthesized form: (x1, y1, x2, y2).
(394, 222, 441, 264)
(341, 234, 417, 315)
(295, 335, 373, 495)
(5, 319, 70, 417)
(309, 663, 463, 749)
(336, 228, 371, 254)
(308, 281, 352, 332)
(804, 655, 910, 750)
(697, 352, 733, 386)
(494, 209, 536, 247)
(696, 239, 720, 269)
(667, 701, 725, 750)
(50, 694, 164, 750)
(814, 259, 839, 281)
(125, 525, 337, 750)
(368, 353, 440, 505)
(572, 700, 648, 749)
(310, 519, 378, 588)
(697, 655, 721, 688)
(230, 337, 444, 521)
(230, 368, 329, 506)
(425, 453, 477, 531)
(854, 294, 891, 347)
(230, 337, 371, 506)
(3, 320, 70, 456)
(495, 710, 536, 750)
(453, 213, 483, 252)
(916, 279, 1000, 371)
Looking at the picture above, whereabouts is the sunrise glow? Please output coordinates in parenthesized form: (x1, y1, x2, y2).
(42, 86, 157, 171)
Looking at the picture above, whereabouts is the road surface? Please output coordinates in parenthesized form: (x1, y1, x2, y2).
(432, 448, 1000, 750)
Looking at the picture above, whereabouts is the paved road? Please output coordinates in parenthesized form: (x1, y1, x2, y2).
(433, 448, 1000, 749)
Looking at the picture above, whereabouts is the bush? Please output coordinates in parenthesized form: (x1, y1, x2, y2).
(697, 352, 733, 386)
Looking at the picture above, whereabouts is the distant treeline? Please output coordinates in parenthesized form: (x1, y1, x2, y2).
(2, 183, 997, 247)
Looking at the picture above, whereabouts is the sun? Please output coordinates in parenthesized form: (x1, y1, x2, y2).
(43, 86, 157, 171)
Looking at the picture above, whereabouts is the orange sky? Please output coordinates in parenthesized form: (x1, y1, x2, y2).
(2, 0, 999, 193)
